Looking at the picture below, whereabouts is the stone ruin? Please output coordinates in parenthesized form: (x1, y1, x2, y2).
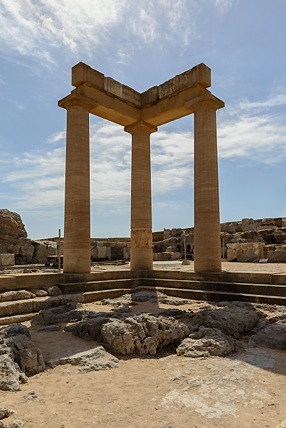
(153, 217, 286, 263)
(1, 209, 286, 266)
(0, 209, 57, 267)
(1, 290, 286, 393)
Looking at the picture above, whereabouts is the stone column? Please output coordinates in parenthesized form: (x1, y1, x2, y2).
(63, 101, 91, 273)
(125, 121, 157, 270)
(193, 99, 221, 272)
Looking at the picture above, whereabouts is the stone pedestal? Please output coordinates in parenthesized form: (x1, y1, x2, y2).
(125, 122, 157, 270)
(193, 100, 221, 272)
(63, 103, 91, 273)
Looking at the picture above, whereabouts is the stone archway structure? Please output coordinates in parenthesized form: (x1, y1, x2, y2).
(58, 62, 224, 274)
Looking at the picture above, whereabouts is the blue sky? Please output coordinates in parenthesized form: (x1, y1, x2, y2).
(0, 0, 286, 239)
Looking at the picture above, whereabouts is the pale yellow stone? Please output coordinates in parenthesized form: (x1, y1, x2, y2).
(59, 63, 224, 273)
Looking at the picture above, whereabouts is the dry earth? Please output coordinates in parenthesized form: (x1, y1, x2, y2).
(1, 261, 286, 428)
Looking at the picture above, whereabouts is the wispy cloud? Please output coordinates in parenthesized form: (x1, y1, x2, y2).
(218, 114, 286, 163)
(0, 0, 234, 66)
(3, 90, 285, 215)
(240, 93, 286, 111)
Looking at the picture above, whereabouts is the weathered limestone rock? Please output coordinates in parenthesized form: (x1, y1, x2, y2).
(176, 327, 235, 358)
(32, 300, 77, 326)
(0, 352, 27, 392)
(32, 240, 57, 263)
(227, 242, 265, 262)
(250, 321, 286, 349)
(189, 302, 259, 336)
(47, 346, 119, 372)
(3, 324, 45, 377)
(65, 316, 116, 341)
(101, 314, 189, 355)
(0, 408, 14, 420)
(0, 210, 27, 240)
(0, 290, 36, 303)
(0, 254, 15, 266)
(0, 336, 27, 391)
(267, 247, 286, 263)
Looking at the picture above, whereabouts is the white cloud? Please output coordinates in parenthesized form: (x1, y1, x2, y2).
(3, 93, 286, 215)
(240, 93, 286, 111)
(0, 0, 233, 65)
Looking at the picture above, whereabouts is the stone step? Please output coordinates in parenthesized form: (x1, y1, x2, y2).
(143, 278, 286, 297)
(0, 295, 75, 319)
(0, 288, 131, 325)
(58, 278, 135, 294)
(72, 288, 132, 304)
(0, 312, 37, 326)
(137, 286, 286, 305)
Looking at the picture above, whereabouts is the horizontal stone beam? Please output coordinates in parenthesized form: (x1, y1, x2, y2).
(59, 62, 220, 128)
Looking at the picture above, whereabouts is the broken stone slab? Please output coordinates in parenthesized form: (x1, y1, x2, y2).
(176, 327, 235, 358)
(1, 324, 45, 376)
(31, 300, 77, 326)
(249, 321, 286, 349)
(0, 351, 27, 392)
(0, 290, 36, 302)
(65, 315, 112, 342)
(6, 334, 45, 377)
(47, 346, 119, 372)
(189, 302, 260, 337)
(101, 313, 189, 355)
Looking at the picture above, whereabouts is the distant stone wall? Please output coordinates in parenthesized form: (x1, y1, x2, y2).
(153, 217, 286, 263)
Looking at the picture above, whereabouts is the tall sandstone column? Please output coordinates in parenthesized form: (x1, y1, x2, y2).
(63, 102, 91, 273)
(125, 121, 157, 270)
(193, 99, 221, 272)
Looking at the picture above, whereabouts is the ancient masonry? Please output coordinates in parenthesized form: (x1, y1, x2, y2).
(59, 63, 224, 274)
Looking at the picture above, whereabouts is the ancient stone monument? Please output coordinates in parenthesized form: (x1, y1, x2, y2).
(59, 63, 224, 274)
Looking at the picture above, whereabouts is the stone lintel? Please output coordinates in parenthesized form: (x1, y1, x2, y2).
(141, 85, 206, 126)
(60, 62, 223, 128)
(104, 78, 141, 108)
(71, 62, 210, 108)
(185, 93, 225, 113)
(80, 84, 141, 126)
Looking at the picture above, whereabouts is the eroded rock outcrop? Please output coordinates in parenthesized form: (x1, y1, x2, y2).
(0, 324, 45, 391)
(101, 313, 189, 355)
(0, 210, 27, 240)
(176, 327, 235, 358)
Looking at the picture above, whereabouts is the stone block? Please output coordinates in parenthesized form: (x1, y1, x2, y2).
(0, 254, 15, 266)
(241, 218, 256, 232)
(227, 243, 265, 262)
(153, 252, 172, 261)
(221, 222, 239, 234)
(267, 250, 286, 263)
(141, 86, 158, 106)
(97, 246, 107, 259)
(72, 62, 104, 89)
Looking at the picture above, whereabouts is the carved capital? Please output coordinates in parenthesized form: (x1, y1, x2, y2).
(58, 94, 96, 112)
(124, 121, 157, 135)
(185, 93, 225, 113)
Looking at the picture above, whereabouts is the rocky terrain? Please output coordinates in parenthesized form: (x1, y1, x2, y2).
(0, 290, 286, 427)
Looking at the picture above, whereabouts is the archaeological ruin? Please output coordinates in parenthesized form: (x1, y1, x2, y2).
(58, 62, 224, 274)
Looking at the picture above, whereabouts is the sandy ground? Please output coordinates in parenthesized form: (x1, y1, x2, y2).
(1, 261, 286, 428)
